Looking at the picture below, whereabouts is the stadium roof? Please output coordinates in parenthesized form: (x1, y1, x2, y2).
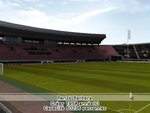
(0, 21, 106, 44)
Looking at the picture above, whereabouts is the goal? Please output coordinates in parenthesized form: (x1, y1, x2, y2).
(0, 63, 3, 75)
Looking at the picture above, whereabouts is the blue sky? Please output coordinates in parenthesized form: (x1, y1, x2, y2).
(0, 0, 150, 44)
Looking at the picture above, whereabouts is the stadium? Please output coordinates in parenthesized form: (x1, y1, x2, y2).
(0, 21, 119, 63)
(0, 21, 150, 113)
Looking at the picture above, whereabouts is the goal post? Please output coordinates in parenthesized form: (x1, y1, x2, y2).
(0, 63, 3, 75)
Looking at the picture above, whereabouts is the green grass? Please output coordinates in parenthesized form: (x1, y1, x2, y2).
(1, 62, 150, 113)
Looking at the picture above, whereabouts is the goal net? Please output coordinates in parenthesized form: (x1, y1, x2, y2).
(0, 63, 3, 75)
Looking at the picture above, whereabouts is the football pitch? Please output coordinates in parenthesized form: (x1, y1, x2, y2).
(0, 62, 150, 113)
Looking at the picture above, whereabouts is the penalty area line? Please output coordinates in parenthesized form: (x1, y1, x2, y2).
(135, 103, 150, 113)
(107, 107, 123, 113)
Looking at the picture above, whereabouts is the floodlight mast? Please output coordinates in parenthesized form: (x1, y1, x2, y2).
(127, 30, 131, 59)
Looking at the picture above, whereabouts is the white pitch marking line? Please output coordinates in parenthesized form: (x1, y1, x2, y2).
(118, 109, 136, 112)
(135, 103, 150, 113)
(107, 107, 123, 113)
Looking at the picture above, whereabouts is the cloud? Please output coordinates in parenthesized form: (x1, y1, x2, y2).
(2, 0, 149, 31)
(62, 2, 68, 5)
(11, 3, 20, 7)
(0, 0, 7, 8)
(109, 0, 150, 13)
(61, 7, 116, 27)
(128, 0, 150, 13)
(37, 3, 44, 7)
(0, 0, 20, 8)
(16, 7, 116, 30)
(6, 9, 52, 28)
(68, 0, 150, 13)
(0, 0, 116, 30)
(42, 7, 115, 29)
(69, 0, 108, 2)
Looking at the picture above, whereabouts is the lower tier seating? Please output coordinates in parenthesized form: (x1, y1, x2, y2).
(0, 42, 118, 61)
